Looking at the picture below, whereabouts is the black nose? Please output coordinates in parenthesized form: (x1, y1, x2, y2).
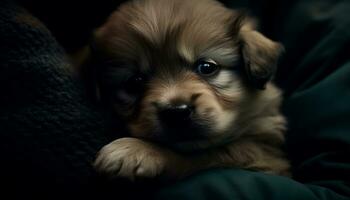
(158, 104, 193, 125)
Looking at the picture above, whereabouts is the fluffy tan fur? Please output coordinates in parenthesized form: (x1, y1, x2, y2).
(92, 0, 290, 180)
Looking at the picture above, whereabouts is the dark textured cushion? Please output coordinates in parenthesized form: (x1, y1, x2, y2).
(0, 1, 112, 198)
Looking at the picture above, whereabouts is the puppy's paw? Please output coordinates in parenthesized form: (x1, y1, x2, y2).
(94, 138, 169, 180)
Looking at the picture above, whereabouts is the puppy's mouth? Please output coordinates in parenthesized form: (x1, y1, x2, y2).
(157, 120, 208, 142)
(151, 124, 226, 153)
(145, 105, 218, 151)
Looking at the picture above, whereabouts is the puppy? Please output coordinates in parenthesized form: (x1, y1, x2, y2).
(91, 0, 290, 180)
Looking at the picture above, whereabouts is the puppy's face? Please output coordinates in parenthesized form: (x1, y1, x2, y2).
(92, 0, 283, 151)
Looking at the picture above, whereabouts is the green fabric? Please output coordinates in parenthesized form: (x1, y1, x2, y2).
(154, 0, 350, 199)
(156, 169, 348, 200)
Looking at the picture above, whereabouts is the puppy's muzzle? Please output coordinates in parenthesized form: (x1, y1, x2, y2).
(155, 102, 202, 142)
(158, 104, 193, 124)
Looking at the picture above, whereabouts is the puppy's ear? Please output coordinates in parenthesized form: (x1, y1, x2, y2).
(231, 14, 284, 89)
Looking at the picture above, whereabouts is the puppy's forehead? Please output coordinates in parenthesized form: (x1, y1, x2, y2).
(95, 0, 240, 70)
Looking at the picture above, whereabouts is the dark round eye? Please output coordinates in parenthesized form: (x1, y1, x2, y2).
(195, 59, 219, 76)
(125, 74, 145, 93)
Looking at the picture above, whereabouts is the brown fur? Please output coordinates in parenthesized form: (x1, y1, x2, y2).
(91, 0, 290, 180)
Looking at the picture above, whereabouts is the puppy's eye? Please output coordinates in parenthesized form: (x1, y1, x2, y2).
(195, 59, 219, 76)
(125, 74, 145, 93)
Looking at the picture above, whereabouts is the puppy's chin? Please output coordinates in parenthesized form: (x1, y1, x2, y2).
(136, 126, 233, 153)
(126, 108, 235, 153)
(159, 135, 232, 153)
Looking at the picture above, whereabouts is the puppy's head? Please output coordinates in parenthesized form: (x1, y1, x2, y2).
(91, 0, 283, 151)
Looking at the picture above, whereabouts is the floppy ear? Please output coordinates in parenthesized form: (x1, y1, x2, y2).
(233, 15, 284, 89)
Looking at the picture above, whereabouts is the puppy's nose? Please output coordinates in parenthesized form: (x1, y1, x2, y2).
(158, 104, 193, 125)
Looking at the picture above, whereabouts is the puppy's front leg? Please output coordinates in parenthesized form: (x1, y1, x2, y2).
(94, 138, 290, 180)
(94, 138, 193, 180)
